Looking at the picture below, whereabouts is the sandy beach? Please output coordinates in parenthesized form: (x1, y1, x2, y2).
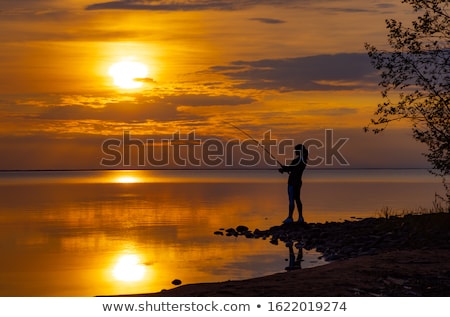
(129, 213, 450, 297)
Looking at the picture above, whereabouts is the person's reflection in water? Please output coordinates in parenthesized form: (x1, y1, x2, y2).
(285, 244, 303, 271)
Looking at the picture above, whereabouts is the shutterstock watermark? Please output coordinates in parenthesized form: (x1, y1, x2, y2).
(100, 129, 350, 168)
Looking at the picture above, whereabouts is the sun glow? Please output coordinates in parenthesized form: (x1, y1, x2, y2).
(115, 176, 139, 183)
(108, 60, 148, 89)
(113, 254, 146, 282)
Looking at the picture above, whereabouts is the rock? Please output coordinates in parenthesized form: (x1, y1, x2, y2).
(253, 229, 263, 238)
(171, 279, 182, 286)
(225, 228, 238, 237)
(216, 213, 450, 263)
(244, 232, 254, 238)
(214, 231, 224, 236)
(236, 225, 249, 233)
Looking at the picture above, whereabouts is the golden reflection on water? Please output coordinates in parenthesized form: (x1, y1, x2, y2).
(108, 170, 145, 184)
(114, 175, 140, 184)
(112, 254, 147, 282)
(0, 169, 443, 296)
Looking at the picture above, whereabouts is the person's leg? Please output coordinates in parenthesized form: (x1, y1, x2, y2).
(294, 184, 303, 222)
(283, 185, 295, 223)
(288, 185, 295, 218)
(296, 198, 303, 222)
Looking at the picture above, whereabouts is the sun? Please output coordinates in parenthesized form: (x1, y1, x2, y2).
(108, 60, 149, 89)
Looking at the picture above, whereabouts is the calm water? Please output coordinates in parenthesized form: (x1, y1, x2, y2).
(0, 169, 443, 296)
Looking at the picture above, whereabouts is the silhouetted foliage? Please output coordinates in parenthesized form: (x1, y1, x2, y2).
(365, 0, 449, 178)
(365, 0, 449, 206)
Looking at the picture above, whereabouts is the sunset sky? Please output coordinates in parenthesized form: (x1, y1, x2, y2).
(0, 0, 431, 169)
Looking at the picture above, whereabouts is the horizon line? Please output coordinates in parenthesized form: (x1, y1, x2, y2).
(0, 167, 432, 172)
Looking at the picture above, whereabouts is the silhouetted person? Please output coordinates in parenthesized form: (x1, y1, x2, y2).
(279, 144, 308, 224)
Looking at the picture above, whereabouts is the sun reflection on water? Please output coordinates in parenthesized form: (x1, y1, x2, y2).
(112, 254, 147, 282)
(115, 176, 140, 184)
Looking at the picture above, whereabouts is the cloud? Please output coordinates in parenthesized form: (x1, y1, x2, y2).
(210, 53, 377, 92)
(135, 78, 156, 84)
(376, 3, 397, 9)
(86, 0, 235, 11)
(12, 94, 255, 123)
(85, 0, 397, 15)
(249, 18, 286, 24)
(37, 101, 179, 122)
(0, 133, 102, 170)
(325, 7, 372, 13)
(85, 0, 300, 11)
(300, 107, 358, 116)
(162, 94, 255, 106)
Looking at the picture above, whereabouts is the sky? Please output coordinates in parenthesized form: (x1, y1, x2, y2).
(0, 0, 432, 170)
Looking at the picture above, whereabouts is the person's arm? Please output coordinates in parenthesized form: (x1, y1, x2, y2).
(278, 160, 295, 173)
(278, 165, 287, 173)
(279, 158, 302, 173)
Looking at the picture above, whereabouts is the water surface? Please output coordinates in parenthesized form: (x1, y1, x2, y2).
(0, 169, 443, 296)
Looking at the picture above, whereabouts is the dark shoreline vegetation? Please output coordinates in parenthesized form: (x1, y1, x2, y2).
(135, 212, 450, 297)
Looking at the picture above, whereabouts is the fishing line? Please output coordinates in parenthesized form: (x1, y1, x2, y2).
(225, 122, 283, 168)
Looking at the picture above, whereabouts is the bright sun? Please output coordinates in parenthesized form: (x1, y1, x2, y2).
(108, 60, 148, 89)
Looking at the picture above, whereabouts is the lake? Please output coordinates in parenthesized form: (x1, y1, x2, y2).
(0, 169, 444, 296)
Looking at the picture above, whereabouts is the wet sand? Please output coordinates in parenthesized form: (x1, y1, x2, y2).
(125, 213, 450, 297)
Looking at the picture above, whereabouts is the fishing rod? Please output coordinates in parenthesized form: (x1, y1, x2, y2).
(226, 122, 284, 168)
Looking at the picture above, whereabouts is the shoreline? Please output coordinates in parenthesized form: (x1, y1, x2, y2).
(121, 213, 450, 297)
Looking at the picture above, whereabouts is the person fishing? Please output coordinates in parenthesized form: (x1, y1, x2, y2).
(226, 123, 308, 223)
(279, 144, 308, 224)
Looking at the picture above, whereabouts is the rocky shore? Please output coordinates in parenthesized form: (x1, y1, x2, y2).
(138, 213, 450, 297)
(217, 212, 450, 261)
